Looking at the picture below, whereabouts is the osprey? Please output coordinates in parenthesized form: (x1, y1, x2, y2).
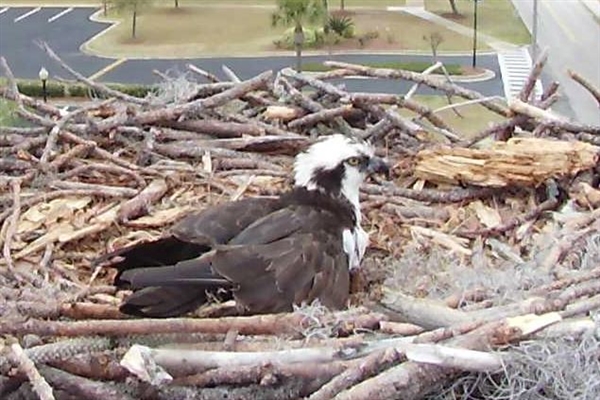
(99, 134, 389, 318)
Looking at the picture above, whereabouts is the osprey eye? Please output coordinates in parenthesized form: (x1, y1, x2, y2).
(347, 157, 360, 166)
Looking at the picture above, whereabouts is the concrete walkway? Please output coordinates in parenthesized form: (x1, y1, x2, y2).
(387, 2, 518, 52)
(388, 0, 527, 102)
(497, 47, 543, 100)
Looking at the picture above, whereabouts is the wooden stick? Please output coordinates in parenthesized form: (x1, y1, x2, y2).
(187, 63, 220, 83)
(568, 69, 600, 106)
(1, 179, 21, 271)
(307, 349, 399, 400)
(405, 61, 443, 100)
(518, 48, 548, 102)
(324, 61, 510, 117)
(38, 42, 148, 106)
(0, 311, 385, 337)
(117, 178, 169, 222)
(8, 341, 55, 400)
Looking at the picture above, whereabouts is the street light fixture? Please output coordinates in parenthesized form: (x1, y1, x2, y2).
(38, 67, 49, 103)
(532, 0, 539, 61)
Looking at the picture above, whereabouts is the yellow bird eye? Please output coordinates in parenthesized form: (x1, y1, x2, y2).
(347, 157, 360, 166)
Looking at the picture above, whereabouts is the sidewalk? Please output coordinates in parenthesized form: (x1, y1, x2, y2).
(388, 1, 519, 52)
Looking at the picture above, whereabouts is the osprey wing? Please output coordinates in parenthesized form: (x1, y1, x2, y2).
(170, 196, 283, 246)
(211, 205, 351, 313)
(99, 196, 284, 317)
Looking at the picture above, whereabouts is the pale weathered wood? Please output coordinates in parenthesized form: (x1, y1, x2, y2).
(415, 138, 600, 187)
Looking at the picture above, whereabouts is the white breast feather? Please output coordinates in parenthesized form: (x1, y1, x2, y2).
(343, 226, 369, 270)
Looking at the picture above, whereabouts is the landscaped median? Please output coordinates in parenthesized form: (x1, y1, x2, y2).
(81, 1, 497, 59)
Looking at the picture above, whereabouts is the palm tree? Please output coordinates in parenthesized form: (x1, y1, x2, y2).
(272, 0, 326, 72)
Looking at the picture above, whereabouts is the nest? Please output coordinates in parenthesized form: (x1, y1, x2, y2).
(1, 43, 600, 400)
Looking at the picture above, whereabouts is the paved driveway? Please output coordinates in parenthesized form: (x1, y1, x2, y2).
(0, 7, 112, 79)
(103, 53, 503, 96)
(0, 6, 503, 97)
(512, 0, 600, 124)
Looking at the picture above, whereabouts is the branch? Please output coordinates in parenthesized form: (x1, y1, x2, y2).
(38, 42, 149, 106)
(324, 61, 510, 117)
(568, 69, 600, 106)
(8, 341, 55, 400)
(0, 310, 385, 338)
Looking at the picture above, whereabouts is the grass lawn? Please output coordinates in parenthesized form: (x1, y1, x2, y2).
(0, 99, 18, 126)
(425, 0, 531, 45)
(85, 5, 489, 59)
(408, 95, 505, 138)
(85, 6, 286, 58)
(0, 0, 403, 7)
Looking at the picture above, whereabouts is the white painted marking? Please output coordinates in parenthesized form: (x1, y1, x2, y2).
(14, 7, 40, 22)
(48, 7, 73, 23)
(498, 47, 543, 101)
(0, 7, 10, 16)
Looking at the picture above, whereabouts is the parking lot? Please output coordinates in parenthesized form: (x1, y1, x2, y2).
(0, 6, 503, 96)
(0, 6, 113, 80)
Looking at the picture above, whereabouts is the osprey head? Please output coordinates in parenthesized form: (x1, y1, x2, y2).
(293, 134, 389, 211)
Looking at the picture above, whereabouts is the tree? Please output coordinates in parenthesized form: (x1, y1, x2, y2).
(174, 0, 179, 8)
(111, 0, 154, 39)
(448, 0, 460, 15)
(423, 32, 444, 61)
(271, 0, 326, 72)
(340, 0, 345, 11)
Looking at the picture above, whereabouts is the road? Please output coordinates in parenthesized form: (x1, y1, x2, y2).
(512, 0, 600, 124)
(0, 7, 112, 79)
(0, 6, 504, 97)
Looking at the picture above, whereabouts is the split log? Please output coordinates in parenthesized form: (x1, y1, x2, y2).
(415, 137, 600, 187)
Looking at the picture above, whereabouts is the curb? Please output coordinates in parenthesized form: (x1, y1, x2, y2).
(79, 8, 122, 59)
(300, 67, 495, 83)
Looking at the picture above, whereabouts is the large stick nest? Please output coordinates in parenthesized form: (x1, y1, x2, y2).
(1, 44, 600, 400)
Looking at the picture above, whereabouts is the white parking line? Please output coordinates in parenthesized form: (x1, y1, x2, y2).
(0, 7, 10, 16)
(14, 7, 41, 22)
(48, 7, 73, 23)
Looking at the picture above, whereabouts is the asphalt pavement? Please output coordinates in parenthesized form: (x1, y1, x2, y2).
(0, 6, 503, 97)
(512, 0, 600, 125)
(0, 7, 112, 79)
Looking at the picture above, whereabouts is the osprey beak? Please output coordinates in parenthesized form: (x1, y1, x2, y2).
(366, 157, 390, 178)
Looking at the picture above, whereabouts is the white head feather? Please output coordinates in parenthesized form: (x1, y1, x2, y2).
(293, 134, 375, 217)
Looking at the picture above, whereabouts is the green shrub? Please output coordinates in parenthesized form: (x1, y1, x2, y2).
(5, 79, 155, 99)
(327, 15, 355, 38)
(67, 84, 92, 97)
(16, 80, 66, 97)
(107, 83, 155, 98)
(357, 29, 379, 47)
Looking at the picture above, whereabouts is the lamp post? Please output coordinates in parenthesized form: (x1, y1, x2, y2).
(38, 67, 49, 103)
(532, 0, 539, 61)
(472, 0, 479, 68)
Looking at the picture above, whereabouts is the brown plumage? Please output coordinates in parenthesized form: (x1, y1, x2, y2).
(97, 134, 388, 318)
